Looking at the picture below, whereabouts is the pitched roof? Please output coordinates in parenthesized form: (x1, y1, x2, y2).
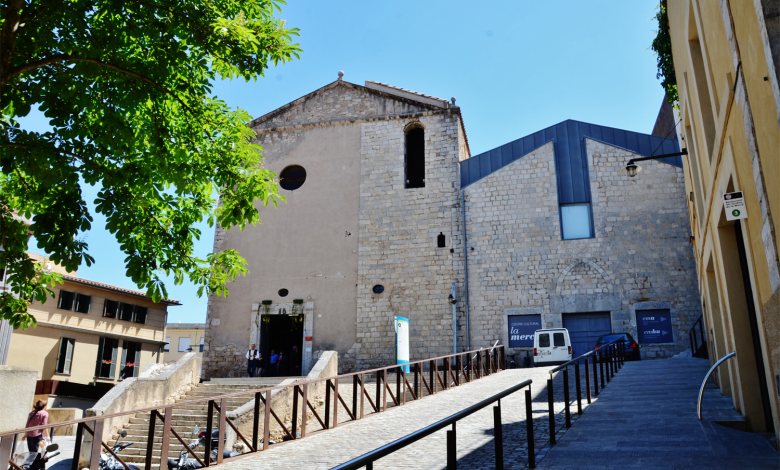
(61, 274, 181, 306)
(460, 119, 681, 192)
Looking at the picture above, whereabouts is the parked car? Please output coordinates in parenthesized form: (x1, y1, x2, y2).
(594, 333, 641, 361)
(533, 328, 572, 366)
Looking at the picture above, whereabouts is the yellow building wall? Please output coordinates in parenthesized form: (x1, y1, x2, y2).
(163, 326, 205, 362)
(669, 0, 780, 436)
(7, 277, 170, 387)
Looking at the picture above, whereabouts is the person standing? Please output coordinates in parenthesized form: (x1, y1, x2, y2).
(269, 349, 279, 377)
(246, 343, 260, 377)
(25, 400, 49, 452)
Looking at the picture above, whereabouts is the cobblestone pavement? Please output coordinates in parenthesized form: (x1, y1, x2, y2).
(213, 364, 597, 470)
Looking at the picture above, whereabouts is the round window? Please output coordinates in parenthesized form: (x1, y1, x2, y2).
(372, 284, 385, 294)
(279, 165, 307, 191)
(278, 288, 289, 297)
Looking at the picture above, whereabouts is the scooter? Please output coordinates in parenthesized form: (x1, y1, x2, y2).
(9, 443, 60, 470)
(98, 431, 139, 470)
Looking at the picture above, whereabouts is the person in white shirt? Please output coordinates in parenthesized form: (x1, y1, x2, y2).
(246, 343, 262, 377)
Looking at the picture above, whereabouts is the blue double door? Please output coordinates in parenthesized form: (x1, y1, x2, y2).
(562, 312, 612, 357)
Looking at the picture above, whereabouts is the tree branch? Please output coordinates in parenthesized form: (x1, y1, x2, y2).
(0, 0, 25, 80)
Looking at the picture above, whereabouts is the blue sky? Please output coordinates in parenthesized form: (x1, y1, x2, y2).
(31, 1, 666, 323)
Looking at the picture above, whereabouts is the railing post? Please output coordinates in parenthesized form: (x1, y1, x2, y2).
(592, 353, 599, 397)
(443, 357, 450, 389)
(584, 357, 592, 404)
(563, 367, 571, 428)
(494, 403, 504, 470)
(475, 353, 482, 379)
(253, 391, 261, 451)
(301, 383, 309, 438)
(352, 375, 359, 419)
(574, 361, 582, 415)
(158, 408, 172, 470)
(414, 363, 420, 399)
(263, 390, 272, 450)
(324, 379, 332, 429)
(72, 422, 84, 470)
(292, 385, 300, 438)
(396, 366, 402, 404)
(429, 360, 436, 394)
(447, 423, 457, 470)
(360, 373, 366, 418)
(599, 351, 606, 389)
(525, 388, 536, 469)
(375, 370, 382, 411)
(89, 419, 104, 470)
(466, 353, 472, 382)
(205, 399, 215, 465)
(455, 355, 461, 386)
(144, 410, 156, 470)
(217, 397, 227, 464)
(333, 377, 340, 427)
(547, 378, 556, 446)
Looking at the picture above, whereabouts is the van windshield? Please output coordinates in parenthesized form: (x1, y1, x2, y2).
(553, 332, 566, 346)
(539, 333, 550, 347)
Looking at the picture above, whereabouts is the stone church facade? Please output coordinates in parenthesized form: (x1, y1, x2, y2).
(202, 78, 701, 378)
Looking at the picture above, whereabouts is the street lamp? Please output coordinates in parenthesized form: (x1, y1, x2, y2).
(625, 148, 688, 177)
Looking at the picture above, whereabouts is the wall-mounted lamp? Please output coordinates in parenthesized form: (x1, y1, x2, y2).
(448, 293, 457, 305)
(625, 148, 688, 177)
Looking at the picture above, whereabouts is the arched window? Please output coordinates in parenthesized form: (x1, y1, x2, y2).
(405, 124, 425, 188)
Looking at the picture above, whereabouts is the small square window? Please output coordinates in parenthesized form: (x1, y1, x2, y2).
(118, 303, 134, 321)
(133, 306, 147, 324)
(74, 294, 91, 313)
(561, 204, 593, 240)
(58, 291, 75, 310)
(178, 337, 191, 352)
(103, 300, 119, 318)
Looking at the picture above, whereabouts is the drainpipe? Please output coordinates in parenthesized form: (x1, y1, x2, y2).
(450, 281, 457, 354)
(460, 191, 472, 350)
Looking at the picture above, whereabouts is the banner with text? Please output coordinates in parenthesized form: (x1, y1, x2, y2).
(636, 309, 674, 343)
(508, 314, 542, 348)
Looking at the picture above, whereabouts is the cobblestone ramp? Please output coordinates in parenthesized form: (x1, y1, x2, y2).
(537, 357, 780, 469)
(211, 366, 582, 470)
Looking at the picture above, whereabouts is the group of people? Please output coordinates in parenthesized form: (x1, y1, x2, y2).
(246, 344, 293, 377)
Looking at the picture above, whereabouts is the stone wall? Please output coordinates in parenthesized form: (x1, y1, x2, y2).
(355, 112, 466, 369)
(464, 139, 701, 359)
(203, 82, 463, 377)
(0, 366, 37, 433)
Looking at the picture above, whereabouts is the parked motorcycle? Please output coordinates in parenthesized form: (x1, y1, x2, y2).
(9, 443, 60, 470)
(99, 431, 139, 470)
(166, 426, 241, 470)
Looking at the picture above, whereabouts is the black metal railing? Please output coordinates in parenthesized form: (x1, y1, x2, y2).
(545, 340, 625, 446)
(331, 379, 535, 470)
(689, 315, 708, 358)
(1, 346, 504, 470)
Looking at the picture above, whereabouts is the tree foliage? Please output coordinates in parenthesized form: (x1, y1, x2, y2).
(651, 0, 678, 106)
(0, 0, 300, 328)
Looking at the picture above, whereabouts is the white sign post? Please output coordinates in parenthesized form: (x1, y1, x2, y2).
(394, 315, 410, 373)
(724, 191, 747, 221)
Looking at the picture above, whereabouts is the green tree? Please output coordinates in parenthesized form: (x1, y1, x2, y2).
(651, 0, 677, 106)
(0, 0, 300, 328)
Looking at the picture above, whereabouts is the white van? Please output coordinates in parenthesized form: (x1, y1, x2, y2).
(533, 328, 572, 366)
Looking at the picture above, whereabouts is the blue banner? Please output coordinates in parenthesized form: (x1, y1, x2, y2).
(636, 309, 674, 343)
(508, 314, 541, 348)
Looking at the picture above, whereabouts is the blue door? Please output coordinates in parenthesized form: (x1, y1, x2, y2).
(562, 312, 612, 357)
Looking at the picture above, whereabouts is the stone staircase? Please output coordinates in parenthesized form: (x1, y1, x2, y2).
(112, 379, 287, 468)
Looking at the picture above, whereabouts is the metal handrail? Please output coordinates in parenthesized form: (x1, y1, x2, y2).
(331, 379, 534, 470)
(1, 346, 505, 470)
(548, 339, 621, 375)
(697, 351, 736, 420)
